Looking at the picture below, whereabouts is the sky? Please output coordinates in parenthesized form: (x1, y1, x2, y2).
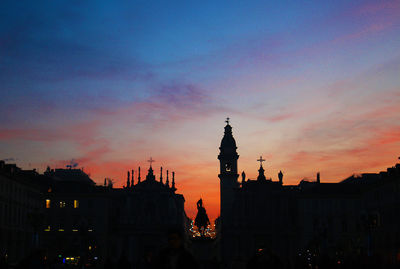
(1, 0, 399, 220)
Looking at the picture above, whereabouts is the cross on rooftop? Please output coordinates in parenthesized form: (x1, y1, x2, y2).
(257, 156, 266, 166)
(147, 157, 155, 167)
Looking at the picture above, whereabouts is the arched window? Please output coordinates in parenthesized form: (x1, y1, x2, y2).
(225, 163, 231, 172)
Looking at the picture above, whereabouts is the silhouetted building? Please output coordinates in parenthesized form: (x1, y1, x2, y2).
(0, 160, 187, 267)
(108, 164, 187, 266)
(0, 161, 43, 266)
(41, 167, 111, 267)
(218, 119, 400, 268)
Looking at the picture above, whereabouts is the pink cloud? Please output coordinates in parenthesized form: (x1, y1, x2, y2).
(353, 1, 400, 16)
(267, 113, 296, 123)
(331, 21, 395, 45)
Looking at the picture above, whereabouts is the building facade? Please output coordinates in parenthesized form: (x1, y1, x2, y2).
(0, 161, 188, 268)
(218, 120, 400, 268)
(0, 161, 43, 266)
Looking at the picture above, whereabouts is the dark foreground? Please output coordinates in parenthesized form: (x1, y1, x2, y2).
(1, 247, 399, 269)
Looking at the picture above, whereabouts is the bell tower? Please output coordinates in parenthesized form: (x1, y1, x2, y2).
(218, 118, 239, 222)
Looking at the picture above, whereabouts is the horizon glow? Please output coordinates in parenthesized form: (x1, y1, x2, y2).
(1, 0, 400, 220)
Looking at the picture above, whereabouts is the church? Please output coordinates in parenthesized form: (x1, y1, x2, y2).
(218, 119, 400, 268)
(110, 160, 188, 264)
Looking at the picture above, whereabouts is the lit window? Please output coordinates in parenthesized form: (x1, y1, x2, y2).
(225, 163, 231, 172)
(74, 200, 79, 208)
(44, 225, 51, 231)
(59, 201, 66, 208)
(46, 199, 51, 208)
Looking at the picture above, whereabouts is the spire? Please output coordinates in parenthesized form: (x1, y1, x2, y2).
(166, 170, 170, 188)
(104, 178, 107, 186)
(218, 118, 239, 177)
(131, 170, 134, 187)
(172, 171, 176, 191)
(278, 170, 283, 185)
(223, 118, 232, 135)
(126, 171, 130, 188)
(219, 117, 237, 153)
(241, 171, 246, 183)
(317, 172, 320, 183)
(257, 165, 267, 181)
(138, 167, 141, 183)
(160, 167, 163, 184)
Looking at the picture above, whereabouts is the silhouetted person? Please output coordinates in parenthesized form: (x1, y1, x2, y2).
(194, 199, 210, 236)
(156, 228, 198, 269)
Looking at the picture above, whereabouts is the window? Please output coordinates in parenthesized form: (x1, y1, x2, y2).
(46, 199, 51, 208)
(59, 201, 66, 208)
(225, 163, 231, 172)
(74, 200, 79, 208)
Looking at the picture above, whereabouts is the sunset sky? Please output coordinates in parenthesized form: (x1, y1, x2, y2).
(1, 0, 399, 220)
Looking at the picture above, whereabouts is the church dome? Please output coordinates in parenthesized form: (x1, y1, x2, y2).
(220, 124, 237, 150)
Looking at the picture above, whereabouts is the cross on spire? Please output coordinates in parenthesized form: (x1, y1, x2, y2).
(257, 156, 266, 166)
(147, 157, 155, 167)
(225, 117, 230, 125)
